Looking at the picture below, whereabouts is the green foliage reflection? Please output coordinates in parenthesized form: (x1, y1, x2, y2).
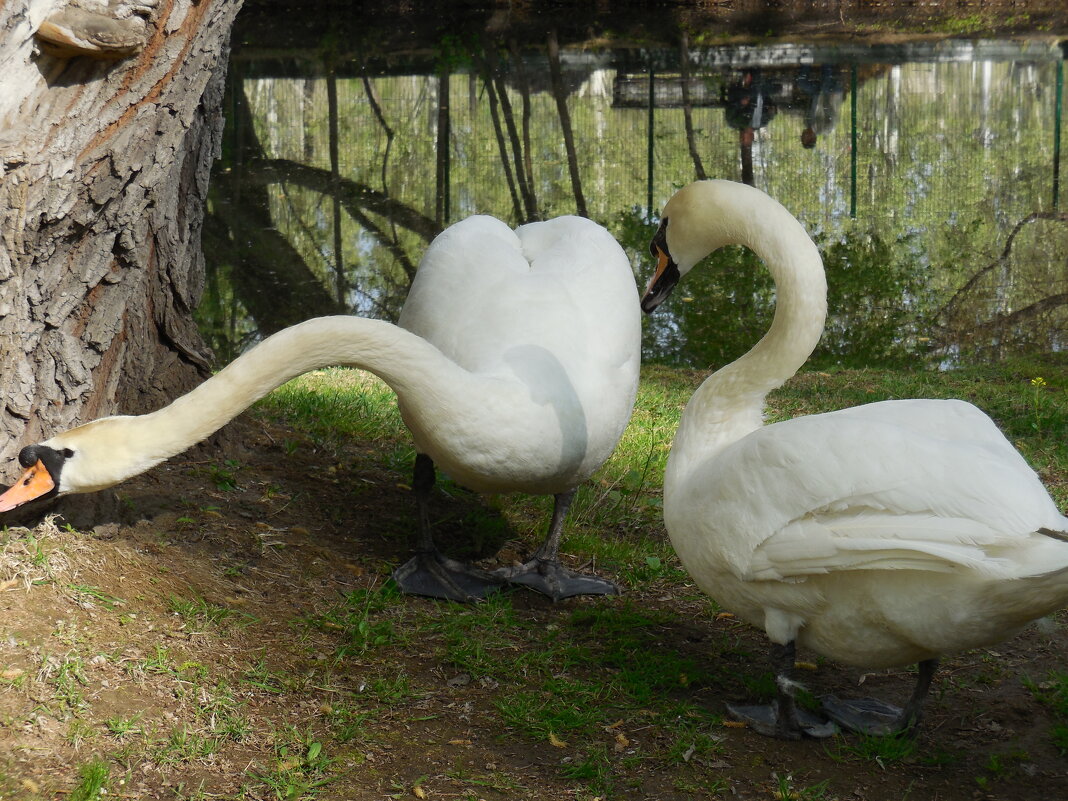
(616, 207, 933, 369)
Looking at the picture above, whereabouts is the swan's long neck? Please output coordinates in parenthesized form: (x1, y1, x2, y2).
(61, 316, 470, 484)
(666, 183, 827, 487)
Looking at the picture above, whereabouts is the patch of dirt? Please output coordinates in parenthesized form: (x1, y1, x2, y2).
(1, 413, 1067, 800)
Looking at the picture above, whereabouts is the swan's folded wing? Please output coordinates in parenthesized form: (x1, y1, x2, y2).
(694, 401, 1068, 582)
(747, 511, 1041, 581)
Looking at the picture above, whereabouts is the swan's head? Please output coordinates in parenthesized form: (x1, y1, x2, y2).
(641, 180, 755, 313)
(0, 416, 159, 512)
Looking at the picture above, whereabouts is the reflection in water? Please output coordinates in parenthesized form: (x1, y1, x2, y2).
(796, 65, 846, 149)
(725, 69, 778, 185)
(202, 36, 1067, 367)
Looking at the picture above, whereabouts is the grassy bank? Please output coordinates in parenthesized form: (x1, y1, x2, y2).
(2, 357, 1065, 800)
(258, 356, 1068, 550)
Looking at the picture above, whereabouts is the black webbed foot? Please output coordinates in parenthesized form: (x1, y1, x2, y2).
(392, 550, 506, 603)
(493, 557, 618, 601)
(820, 696, 911, 736)
(726, 701, 837, 739)
(822, 658, 938, 736)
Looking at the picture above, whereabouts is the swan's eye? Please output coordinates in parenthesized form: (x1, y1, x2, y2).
(62, 448, 74, 459)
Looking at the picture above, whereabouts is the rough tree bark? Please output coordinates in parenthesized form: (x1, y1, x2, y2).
(0, 0, 243, 473)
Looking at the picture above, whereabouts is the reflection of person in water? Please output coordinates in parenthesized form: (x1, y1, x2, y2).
(723, 69, 778, 185)
(796, 64, 845, 149)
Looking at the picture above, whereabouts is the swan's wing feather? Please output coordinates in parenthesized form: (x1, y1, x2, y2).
(696, 400, 1068, 581)
(748, 513, 1027, 581)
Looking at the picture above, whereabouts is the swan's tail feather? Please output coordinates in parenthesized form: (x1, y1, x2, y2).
(1039, 527, 1068, 543)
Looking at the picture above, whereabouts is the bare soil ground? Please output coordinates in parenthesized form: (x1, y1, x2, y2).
(1, 411, 1066, 800)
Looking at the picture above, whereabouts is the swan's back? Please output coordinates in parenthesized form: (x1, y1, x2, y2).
(400, 215, 639, 376)
(395, 214, 641, 493)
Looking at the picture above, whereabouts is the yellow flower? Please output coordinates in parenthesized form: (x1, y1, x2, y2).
(1031, 377, 1047, 387)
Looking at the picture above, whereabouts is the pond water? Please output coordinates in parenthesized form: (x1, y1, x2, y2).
(203, 21, 1067, 368)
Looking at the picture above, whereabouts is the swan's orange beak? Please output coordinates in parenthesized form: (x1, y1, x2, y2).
(0, 460, 55, 512)
(644, 246, 670, 295)
(640, 245, 681, 314)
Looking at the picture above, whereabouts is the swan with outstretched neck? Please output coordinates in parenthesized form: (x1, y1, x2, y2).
(0, 214, 641, 602)
(641, 179, 1068, 738)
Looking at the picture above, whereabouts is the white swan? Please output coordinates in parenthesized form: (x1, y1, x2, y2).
(641, 179, 1068, 738)
(0, 214, 641, 602)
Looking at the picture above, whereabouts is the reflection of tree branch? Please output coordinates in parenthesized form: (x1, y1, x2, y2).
(278, 180, 333, 271)
(509, 37, 536, 214)
(680, 30, 707, 181)
(350, 265, 411, 320)
(204, 74, 346, 337)
(958, 293, 1068, 341)
(475, 48, 524, 222)
(242, 157, 439, 244)
(485, 38, 536, 219)
(361, 72, 395, 197)
(207, 172, 347, 335)
(327, 71, 346, 304)
(547, 29, 586, 217)
(347, 189, 420, 283)
(435, 63, 450, 228)
(938, 211, 1068, 320)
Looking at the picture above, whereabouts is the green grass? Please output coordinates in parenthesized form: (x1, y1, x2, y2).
(249, 727, 334, 800)
(828, 731, 920, 764)
(67, 584, 125, 610)
(105, 712, 144, 738)
(247, 357, 1068, 790)
(258, 356, 1067, 531)
(431, 594, 728, 748)
(68, 759, 110, 801)
(258, 367, 408, 453)
(312, 585, 402, 659)
(1025, 671, 1068, 753)
(167, 593, 255, 631)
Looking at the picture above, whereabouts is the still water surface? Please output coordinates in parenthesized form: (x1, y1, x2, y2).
(203, 31, 1067, 367)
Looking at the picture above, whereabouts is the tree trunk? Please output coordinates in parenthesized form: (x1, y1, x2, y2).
(0, 0, 243, 471)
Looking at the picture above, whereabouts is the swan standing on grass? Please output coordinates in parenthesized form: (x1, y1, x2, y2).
(641, 179, 1068, 739)
(0, 214, 641, 603)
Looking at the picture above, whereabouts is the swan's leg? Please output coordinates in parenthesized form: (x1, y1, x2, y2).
(822, 658, 939, 736)
(391, 453, 506, 603)
(492, 490, 618, 601)
(899, 658, 939, 732)
(725, 641, 837, 739)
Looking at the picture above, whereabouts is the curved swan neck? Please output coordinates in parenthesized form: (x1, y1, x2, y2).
(666, 182, 827, 481)
(104, 316, 465, 470)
